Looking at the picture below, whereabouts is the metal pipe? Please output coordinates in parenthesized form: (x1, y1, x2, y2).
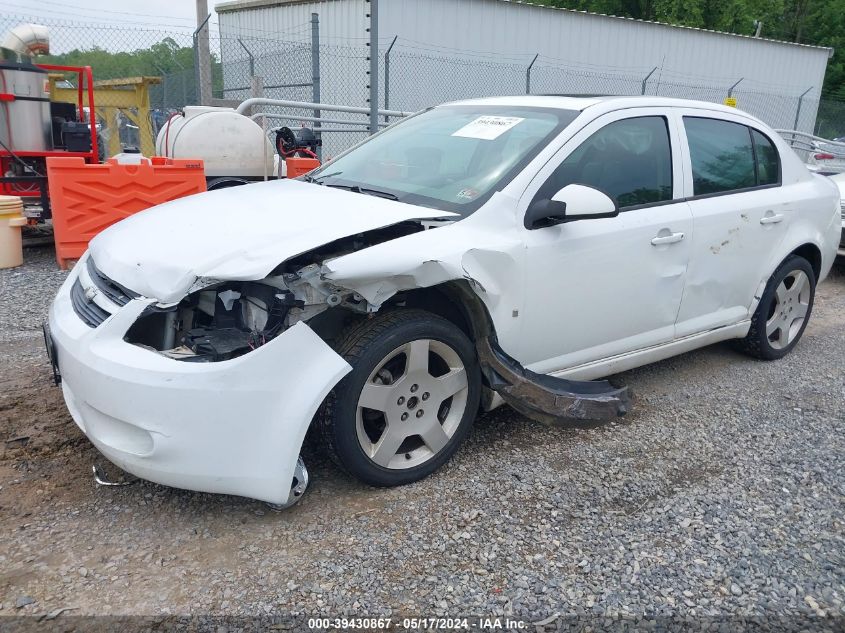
(249, 112, 386, 127)
(262, 115, 269, 181)
(311, 13, 321, 160)
(526, 53, 539, 94)
(153, 63, 168, 110)
(728, 77, 744, 97)
(237, 38, 255, 78)
(192, 12, 212, 106)
(0, 23, 49, 56)
(793, 87, 814, 131)
(384, 35, 397, 122)
(225, 82, 313, 92)
(236, 97, 411, 118)
(302, 127, 370, 133)
(641, 66, 658, 95)
(368, 0, 379, 135)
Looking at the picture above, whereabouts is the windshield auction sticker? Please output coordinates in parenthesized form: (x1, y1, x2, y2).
(452, 116, 525, 140)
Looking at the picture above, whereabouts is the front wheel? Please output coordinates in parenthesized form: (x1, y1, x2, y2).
(736, 255, 816, 360)
(319, 310, 481, 487)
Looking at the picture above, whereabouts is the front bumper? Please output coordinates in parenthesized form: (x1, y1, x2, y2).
(47, 267, 351, 505)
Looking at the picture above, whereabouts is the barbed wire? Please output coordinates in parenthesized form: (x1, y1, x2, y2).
(1, 10, 841, 158)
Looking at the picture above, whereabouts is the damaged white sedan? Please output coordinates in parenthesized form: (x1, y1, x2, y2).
(46, 96, 841, 508)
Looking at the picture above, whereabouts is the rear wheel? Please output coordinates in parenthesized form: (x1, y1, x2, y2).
(319, 309, 481, 487)
(736, 255, 815, 360)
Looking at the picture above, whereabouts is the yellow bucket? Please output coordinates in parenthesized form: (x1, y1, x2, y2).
(0, 196, 27, 269)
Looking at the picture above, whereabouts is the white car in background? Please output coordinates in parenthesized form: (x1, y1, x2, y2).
(827, 172, 845, 256)
(46, 96, 841, 509)
(805, 140, 845, 174)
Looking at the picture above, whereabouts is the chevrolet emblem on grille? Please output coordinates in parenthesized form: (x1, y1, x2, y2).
(84, 286, 99, 303)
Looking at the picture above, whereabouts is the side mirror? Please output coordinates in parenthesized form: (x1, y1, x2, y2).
(524, 184, 618, 230)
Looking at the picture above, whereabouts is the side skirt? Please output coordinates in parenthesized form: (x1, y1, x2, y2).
(552, 320, 752, 382)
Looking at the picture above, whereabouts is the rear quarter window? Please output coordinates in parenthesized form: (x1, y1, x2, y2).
(751, 129, 780, 186)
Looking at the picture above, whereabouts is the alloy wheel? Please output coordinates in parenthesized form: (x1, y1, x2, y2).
(766, 269, 811, 350)
(355, 338, 469, 470)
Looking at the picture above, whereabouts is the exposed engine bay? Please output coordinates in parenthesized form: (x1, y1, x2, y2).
(124, 221, 426, 362)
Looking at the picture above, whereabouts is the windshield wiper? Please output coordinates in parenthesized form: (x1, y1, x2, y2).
(326, 183, 399, 201)
(351, 186, 399, 201)
(305, 170, 343, 184)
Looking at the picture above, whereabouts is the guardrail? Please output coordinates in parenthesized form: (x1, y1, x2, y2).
(237, 98, 415, 160)
(776, 129, 845, 157)
(235, 98, 413, 119)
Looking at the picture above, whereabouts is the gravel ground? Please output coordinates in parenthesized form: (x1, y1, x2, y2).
(0, 247, 843, 629)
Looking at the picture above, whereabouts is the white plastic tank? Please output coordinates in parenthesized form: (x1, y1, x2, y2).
(112, 148, 146, 164)
(155, 106, 276, 178)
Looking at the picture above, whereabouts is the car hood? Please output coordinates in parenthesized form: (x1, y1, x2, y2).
(89, 178, 456, 304)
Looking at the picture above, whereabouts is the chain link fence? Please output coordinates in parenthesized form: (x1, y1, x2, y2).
(4, 10, 845, 160)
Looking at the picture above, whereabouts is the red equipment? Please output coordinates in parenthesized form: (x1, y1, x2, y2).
(0, 64, 98, 221)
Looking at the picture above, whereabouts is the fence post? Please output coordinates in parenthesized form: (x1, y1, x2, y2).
(526, 54, 539, 95)
(172, 59, 187, 108)
(311, 12, 321, 160)
(153, 63, 168, 111)
(384, 35, 397, 123)
(794, 86, 813, 131)
(641, 67, 657, 95)
(238, 38, 255, 78)
(193, 11, 212, 105)
(728, 77, 743, 98)
(250, 76, 264, 101)
(368, 0, 379, 135)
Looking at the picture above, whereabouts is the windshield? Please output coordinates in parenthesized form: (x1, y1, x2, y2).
(306, 105, 579, 215)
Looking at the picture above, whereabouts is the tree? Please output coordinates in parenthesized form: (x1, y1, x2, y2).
(41, 37, 196, 81)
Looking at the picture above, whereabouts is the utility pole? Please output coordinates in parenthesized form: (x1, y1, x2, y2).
(195, 0, 212, 105)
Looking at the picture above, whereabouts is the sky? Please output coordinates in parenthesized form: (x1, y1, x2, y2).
(2, 0, 218, 31)
(1, 0, 222, 51)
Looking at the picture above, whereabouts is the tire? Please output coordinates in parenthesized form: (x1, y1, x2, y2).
(319, 309, 481, 487)
(735, 255, 816, 360)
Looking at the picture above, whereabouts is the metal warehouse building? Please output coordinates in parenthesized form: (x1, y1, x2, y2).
(216, 0, 833, 141)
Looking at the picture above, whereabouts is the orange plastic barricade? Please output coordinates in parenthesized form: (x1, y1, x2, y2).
(285, 156, 320, 179)
(47, 156, 206, 269)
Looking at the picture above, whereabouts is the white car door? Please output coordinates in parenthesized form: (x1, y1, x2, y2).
(514, 109, 693, 374)
(674, 112, 789, 337)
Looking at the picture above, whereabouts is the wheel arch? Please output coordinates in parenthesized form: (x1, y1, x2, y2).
(788, 242, 822, 280)
(385, 280, 496, 343)
(304, 279, 496, 350)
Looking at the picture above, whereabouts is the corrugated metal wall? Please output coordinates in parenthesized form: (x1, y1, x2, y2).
(217, 0, 831, 132)
(217, 0, 368, 44)
(379, 0, 828, 94)
(218, 0, 369, 104)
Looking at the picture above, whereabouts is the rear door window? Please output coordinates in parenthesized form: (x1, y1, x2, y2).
(684, 117, 756, 195)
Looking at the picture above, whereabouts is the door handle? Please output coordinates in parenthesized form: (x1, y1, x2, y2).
(760, 213, 784, 225)
(651, 232, 685, 246)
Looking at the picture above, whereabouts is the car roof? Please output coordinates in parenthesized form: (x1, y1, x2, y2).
(447, 95, 751, 119)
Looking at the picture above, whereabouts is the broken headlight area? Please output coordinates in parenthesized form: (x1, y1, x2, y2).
(125, 281, 302, 362)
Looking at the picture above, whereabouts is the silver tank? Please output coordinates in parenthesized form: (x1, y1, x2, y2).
(0, 24, 51, 153)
